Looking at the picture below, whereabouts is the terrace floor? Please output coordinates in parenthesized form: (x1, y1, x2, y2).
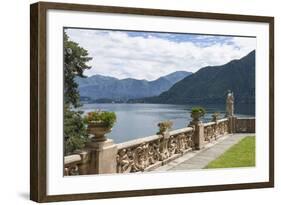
(153, 133, 254, 172)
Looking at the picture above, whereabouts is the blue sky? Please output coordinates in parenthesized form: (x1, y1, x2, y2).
(66, 28, 256, 81)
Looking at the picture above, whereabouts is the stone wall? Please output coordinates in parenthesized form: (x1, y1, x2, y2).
(235, 117, 255, 133)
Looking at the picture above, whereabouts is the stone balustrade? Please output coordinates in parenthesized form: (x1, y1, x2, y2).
(64, 151, 90, 176)
(63, 116, 255, 176)
(116, 127, 194, 173)
(204, 118, 229, 143)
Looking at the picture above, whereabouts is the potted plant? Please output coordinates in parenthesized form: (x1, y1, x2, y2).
(191, 107, 206, 121)
(212, 112, 220, 122)
(157, 120, 173, 135)
(84, 111, 117, 142)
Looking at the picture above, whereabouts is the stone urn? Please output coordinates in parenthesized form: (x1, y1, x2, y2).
(191, 112, 202, 122)
(212, 113, 220, 122)
(87, 122, 112, 142)
(157, 120, 173, 135)
(189, 107, 205, 126)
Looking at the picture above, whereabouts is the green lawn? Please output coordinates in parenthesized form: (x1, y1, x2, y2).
(205, 136, 255, 169)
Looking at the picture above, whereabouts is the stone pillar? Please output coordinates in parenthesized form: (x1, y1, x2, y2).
(86, 124, 117, 174)
(87, 139, 117, 174)
(189, 120, 205, 150)
(228, 116, 237, 134)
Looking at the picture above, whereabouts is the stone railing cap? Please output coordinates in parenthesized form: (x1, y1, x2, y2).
(117, 134, 161, 150)
(204, 118, 228, 127)
(236, 117, 256, 119)
(204, 121, 216, 127)
(117, 127, 194, 150)
(217, 118, 228, 123)
(64, 154, 82, 165)
(169, 127, 193, 136)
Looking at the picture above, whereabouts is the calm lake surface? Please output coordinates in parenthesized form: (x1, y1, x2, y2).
(81, 103, 255, 143)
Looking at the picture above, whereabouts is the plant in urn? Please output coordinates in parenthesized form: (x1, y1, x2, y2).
(190, 107, 206, 123)
(84, 111, 116, 142)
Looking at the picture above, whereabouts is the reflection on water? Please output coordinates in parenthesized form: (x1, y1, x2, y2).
(81, 103, 255, 143)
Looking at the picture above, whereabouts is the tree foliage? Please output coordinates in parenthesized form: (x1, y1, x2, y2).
(64, 107, 88, 155)
(63, 30, 92, 155)
(64, 31, 92, 108)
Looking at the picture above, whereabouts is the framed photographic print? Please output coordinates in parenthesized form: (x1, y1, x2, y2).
(30, 1, 274, 202)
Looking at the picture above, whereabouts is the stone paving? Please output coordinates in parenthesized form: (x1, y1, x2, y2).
(153, 133, 253, 172)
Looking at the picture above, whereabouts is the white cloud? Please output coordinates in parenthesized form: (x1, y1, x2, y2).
(66, 29, 256, 81)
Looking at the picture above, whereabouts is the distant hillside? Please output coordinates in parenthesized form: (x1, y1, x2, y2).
(142, 50, 255, 104)
(76, 71, 191, 102)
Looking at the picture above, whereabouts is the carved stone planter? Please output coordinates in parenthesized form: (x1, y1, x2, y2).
(191, 112, 201, 122)
(212, 113, 220, 122)
(87, 122, 112, 142)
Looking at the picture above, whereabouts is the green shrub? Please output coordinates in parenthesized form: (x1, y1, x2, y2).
(64, 107, 88, 155)
(84, 111, 117, 128)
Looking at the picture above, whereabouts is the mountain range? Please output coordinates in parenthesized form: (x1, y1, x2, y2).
(76, 71, 192, 102)
(141, 50, 255, 104)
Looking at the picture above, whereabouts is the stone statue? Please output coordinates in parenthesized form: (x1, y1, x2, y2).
(226, 90, 234, 116)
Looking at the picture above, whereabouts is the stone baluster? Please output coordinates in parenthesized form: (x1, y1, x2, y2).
(77, 151, 90, 175)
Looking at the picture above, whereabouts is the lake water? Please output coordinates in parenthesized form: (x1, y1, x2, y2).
(81, 103, 254, 143)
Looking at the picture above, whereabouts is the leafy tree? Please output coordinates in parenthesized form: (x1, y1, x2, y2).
(64, 31, 92, 108)
(63, 30, 92, 155)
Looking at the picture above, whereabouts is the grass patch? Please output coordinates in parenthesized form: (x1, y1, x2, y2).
(205, 136, 255, 169)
